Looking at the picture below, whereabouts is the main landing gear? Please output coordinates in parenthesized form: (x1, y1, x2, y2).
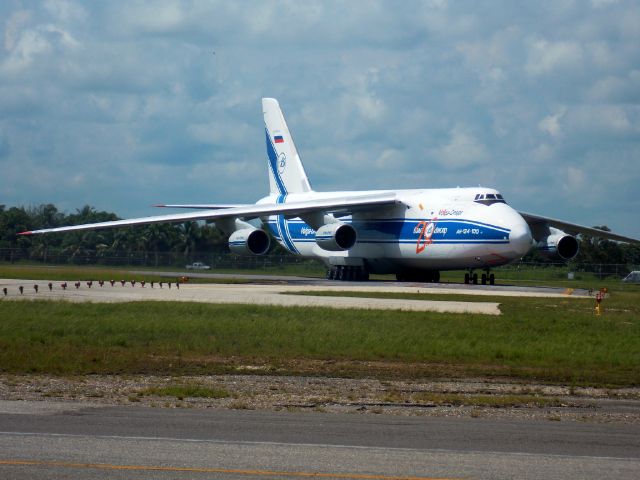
(464, 270, 495, 285)
(326, 265, 369, 281)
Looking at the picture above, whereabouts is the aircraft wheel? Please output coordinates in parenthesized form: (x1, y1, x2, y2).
(433, 271, 440, 283)
(481, 273, 487, 285)
(326, 269, 332, 279)
(337, 266, 344, 281)
(472, 273, 478, 285)
(464, 273, 470, 284)
(489, 273, 495, 285)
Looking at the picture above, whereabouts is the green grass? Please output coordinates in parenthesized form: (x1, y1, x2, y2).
(1, 290, 639, 386)
(0, 263, 324, 281)
(0, 264, 277, 285)
(0, 264, 172, 283)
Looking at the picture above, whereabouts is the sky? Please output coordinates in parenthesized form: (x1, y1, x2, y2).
(1, 0, 639, 238)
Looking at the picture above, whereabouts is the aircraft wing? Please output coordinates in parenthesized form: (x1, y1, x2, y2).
(20, 193, 400, 235)
(519, 211, 640, 244)
(153, 204, 247, 209)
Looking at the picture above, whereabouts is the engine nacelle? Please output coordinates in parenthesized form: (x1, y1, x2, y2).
(536, 229, 579, 260)
(228, 228, 270, 255)
(315, 223, 357, 251)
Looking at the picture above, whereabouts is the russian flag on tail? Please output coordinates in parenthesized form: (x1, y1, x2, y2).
(274, 135, 284, 143)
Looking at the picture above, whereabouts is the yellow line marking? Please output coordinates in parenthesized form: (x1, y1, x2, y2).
(0, 459, 460, 479)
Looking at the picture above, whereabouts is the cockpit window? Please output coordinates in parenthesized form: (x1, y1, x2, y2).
(474, 192, 507, 206)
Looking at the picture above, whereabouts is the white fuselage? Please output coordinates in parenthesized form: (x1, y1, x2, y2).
(261, 187, 532, 274)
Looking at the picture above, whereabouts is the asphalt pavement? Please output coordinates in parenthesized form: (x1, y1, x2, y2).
(0, 401, 638, 480)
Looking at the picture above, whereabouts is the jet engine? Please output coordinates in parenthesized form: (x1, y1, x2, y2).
(315, 223, 357, 251)
(535, 228, 579, 260)
(228, 228, 270, 255)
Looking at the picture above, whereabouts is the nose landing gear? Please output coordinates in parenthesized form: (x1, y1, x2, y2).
(464, 270, 495, 285)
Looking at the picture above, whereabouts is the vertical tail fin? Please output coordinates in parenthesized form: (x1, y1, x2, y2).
(263, 98, 312, 196)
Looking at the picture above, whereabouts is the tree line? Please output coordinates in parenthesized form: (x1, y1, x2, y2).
(0, 204, 234, 264)
(1, 203, 639, 267)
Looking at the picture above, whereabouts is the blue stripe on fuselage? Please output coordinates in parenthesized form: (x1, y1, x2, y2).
(275, 194, 299, 254)
(274, 218, 511, 247)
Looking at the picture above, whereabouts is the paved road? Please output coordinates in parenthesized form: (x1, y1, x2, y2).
(0, 401, 638, 479)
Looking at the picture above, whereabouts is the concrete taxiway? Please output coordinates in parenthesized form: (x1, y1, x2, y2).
(0, 400, 638, 480)
(1, 273, 587, 315)
(134, 270, 591, 298)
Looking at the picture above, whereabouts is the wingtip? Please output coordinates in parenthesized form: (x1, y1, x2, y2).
(152, 204, 166, 208)
(18, 231, 33, 236)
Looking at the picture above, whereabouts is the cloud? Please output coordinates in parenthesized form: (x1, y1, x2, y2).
(525, 39, 584, 76)
(587, 71, 640, 103)
(4, 10, 31, 51)
(433, 124, 488, 170)
(538, 108, 566, 137)
(564, 166, 588, 195)
(43, 0, 87, 23)
(0, 0, 638, 237)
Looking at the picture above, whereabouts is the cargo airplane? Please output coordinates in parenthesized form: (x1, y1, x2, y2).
(21, 98, 640, 284)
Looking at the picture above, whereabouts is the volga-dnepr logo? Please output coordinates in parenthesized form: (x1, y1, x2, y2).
(278, 152, 286, 174)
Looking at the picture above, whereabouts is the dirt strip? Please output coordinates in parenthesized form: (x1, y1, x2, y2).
(1, 374, 639, 424)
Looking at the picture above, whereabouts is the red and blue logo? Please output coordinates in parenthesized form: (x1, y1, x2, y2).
(274, 135, 284, 144)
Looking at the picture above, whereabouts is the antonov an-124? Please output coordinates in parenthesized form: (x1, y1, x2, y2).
(21, 98, 640, 284)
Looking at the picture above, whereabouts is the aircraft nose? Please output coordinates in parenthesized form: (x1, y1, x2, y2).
(509, 212, 533, 256)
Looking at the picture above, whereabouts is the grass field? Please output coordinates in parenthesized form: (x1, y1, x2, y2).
(1, 287, 638, 386)
(0, 264, 259, 284)
(2, 263, 639, 387)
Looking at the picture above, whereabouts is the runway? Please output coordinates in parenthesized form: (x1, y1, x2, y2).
(0, 400, 638, 480)
(1, 273, 586, 316)
(134, 270, 591, 298)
